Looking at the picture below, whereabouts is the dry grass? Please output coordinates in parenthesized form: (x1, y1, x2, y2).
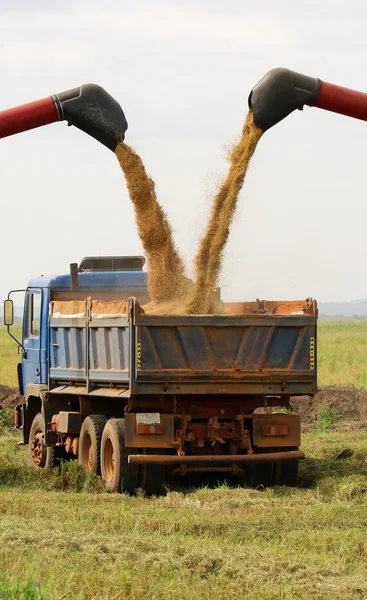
(1, 427, 367, 599)
(1, 323, 366, 597)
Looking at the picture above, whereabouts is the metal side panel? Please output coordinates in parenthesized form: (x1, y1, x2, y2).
(133, 313, 317, 395)
(49, 318, 87, 382)
(89, 318, 129, 383)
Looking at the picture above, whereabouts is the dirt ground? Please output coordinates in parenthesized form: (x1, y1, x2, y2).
(1, 382, 367, 431)
(0, 384, 21, 409)
(291, 385, 367, 430)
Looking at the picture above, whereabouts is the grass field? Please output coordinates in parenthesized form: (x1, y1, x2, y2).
(0, 326, 21, 389)
(2, 321, 367, 389)
(1, 321, 366, 599)
(1, 424, 367, 599)
(317, 321, 367, 388)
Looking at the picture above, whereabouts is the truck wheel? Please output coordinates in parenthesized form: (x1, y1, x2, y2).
(28, 413, 66, 470)
(245, 448, 274, 488)
(138, 449, 166, 496)
(78, 415, 107, 475)
(273, 448, 299, 486)
(247, 461, 273, 488)
(100, 419, 139, 494)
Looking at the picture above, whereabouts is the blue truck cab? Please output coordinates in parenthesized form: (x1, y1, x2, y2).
(18, 258, 148, 395)
(4, 256, 317, 494)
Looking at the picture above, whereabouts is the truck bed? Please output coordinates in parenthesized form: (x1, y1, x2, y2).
(49, 297, 317, 397)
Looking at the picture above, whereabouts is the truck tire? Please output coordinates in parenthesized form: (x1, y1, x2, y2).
(247, 461, 273, 488)
(138, 448, 166, 496)
(273, 447, 299, 486)
(78, 414, 107, 475)
(28, 413, 66, 470)
(100, 419, 139, 494)
(246, 449, 273, 488)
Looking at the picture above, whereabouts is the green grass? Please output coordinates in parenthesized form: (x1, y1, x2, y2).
(0, 576, 45, 600)
(312, 403, 339, 432)
(318, 320, 367, 387)
(1, 321, 367, 390)
(0, 326, 21, 388)
(1, 428, 367, 599)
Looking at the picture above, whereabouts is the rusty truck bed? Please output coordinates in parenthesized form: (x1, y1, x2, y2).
(49, 297, 317, 397)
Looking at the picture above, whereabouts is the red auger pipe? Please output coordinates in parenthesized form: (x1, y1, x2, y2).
(0, 97, 58, 138)
(0, 84, 128, 151)
(316, 81, 367, 122)
(249, 68, 367, 131)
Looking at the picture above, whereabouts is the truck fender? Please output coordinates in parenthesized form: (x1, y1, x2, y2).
(22, 384, 49, 444)
(22, 395, 42, 444)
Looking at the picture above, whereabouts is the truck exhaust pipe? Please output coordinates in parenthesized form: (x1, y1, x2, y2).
(249, 67, 367, 131)
(0, 84, 128, 151)
(70, 263, 78, 292)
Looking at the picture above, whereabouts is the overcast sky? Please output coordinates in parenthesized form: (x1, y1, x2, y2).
(1, 0, 366, 305)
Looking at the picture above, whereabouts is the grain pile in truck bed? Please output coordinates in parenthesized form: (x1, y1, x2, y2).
(51, 301, 86, 318)
(50, 300, 128, 318)
(91, 300, 128, 317)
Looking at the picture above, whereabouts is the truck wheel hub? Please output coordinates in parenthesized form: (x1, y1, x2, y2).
(32, 431, 46, 467)
(103, 438, 115, 482)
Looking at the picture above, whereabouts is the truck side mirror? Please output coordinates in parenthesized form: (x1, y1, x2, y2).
(4, 299, 14, 326)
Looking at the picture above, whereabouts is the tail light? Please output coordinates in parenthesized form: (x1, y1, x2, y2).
(263, 425, 289, 436)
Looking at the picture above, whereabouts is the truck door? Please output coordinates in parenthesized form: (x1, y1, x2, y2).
(22, 288, 43, 387)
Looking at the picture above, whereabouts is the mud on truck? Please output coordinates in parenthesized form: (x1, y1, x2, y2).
(3, 256, 316, 494)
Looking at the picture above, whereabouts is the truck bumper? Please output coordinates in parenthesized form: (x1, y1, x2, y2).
(128, 450, 304, 465)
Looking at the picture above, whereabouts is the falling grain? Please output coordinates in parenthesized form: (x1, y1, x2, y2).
(184, 110, 263, 314)
(115, 143, 188, 308)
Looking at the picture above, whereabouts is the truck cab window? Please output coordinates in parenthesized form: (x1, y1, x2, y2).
(27, 292, 41, 337)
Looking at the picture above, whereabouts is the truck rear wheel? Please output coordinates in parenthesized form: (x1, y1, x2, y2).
(28, 413, 66, 470)
(246, 449, 273, 488)
(273, 447, 299, 486)
(247, 461, 273, 488)
(100, 419, 139, 493)
(78, 415, 107, 475)
(138, 449, 166, 496)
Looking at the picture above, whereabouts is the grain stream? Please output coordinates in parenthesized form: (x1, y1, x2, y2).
(115, 143, 188, 309)
(184, 110, 262, 314)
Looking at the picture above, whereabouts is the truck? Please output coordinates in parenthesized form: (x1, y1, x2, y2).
(4, 256, 315, 493)
(1, 67, 366, 493)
